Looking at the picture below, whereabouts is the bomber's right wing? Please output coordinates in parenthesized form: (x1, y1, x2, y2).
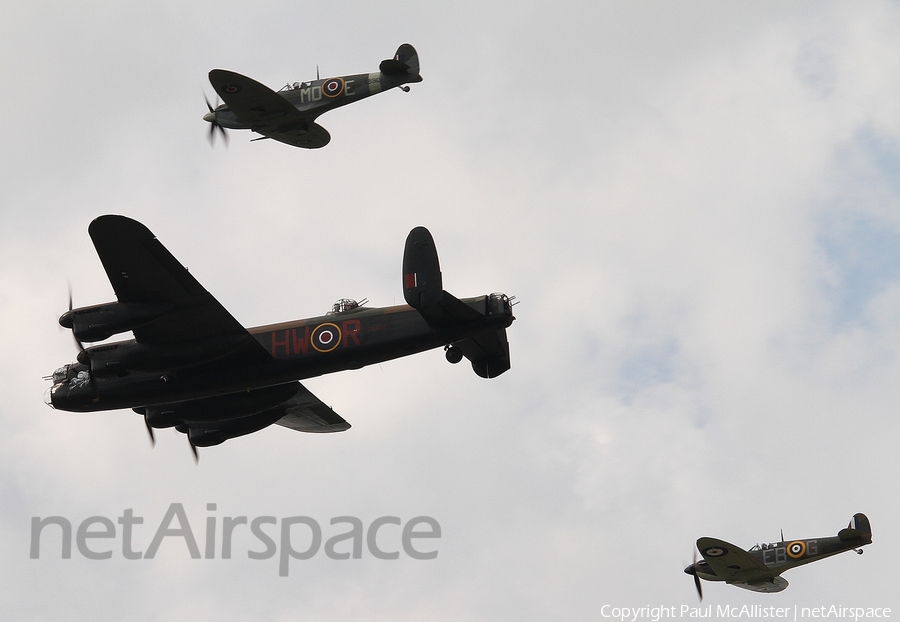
(697, 537, 774, 584)
(89, 215, 270, 362)
(208, 69, 331, 148)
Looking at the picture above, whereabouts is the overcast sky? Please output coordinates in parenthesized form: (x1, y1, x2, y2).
(2, 1, 900, 620)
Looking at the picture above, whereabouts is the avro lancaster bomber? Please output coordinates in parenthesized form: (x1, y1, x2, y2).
(46, 216, 514, 457)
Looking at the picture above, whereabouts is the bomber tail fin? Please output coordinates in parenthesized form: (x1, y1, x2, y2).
(403, 226, 444, 310)
(402, 227, 513, 378)
(402, 227, 482, 327)
(402, 226, 488, 327)
(380, 43, 421, 80)
(838, 513, 872, 543)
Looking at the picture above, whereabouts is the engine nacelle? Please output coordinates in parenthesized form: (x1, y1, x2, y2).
(141, 383, 300, 424)
(60, 301, 173, 342)
(185, 409, 286, 447)
(79, 334, 249, 376)
(135, 407, 180, 429)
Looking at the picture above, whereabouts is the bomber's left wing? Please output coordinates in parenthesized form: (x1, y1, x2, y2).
(142, 381, 348, 447)
(697, 537, 774, 584)
(209, 69, 331, 148)
(89, 215, 269, 361)
(275, 383, 351, 433)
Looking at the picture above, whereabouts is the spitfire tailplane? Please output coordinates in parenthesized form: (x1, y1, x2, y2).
(838, 513, 872, 543)
(402, 226, 513, 378)
(380, 43, 421, 80)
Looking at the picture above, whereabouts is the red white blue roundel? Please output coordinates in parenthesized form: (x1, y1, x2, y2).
(322, 77, 344, 98)
(224, 84, 241, 94)
(311, 323, 341, 352)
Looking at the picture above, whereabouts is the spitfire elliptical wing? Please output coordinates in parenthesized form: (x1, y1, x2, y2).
(696, 537, 774, 584)
(209, 69, 331, 148)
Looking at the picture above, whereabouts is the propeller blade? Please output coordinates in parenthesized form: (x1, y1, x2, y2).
(692, 549, 703, 601)
(66, 282, 79, 348)
(144, 414, 155, 447)
(203, 93, 228, 148)
(217, 124, 229, 148)
(60, 281, 97, 389)
(65, 285, 94, 387)
(188, 437, 199, 464)
(73, 333, 87, 359)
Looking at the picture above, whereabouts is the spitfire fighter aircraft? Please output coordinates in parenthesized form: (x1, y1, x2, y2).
(203, 43, 421, 148)
(45, 216, 514, 457)
(684, 513, 872, 599)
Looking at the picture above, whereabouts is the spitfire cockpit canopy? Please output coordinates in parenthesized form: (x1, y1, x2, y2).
(749, 543, 780, 551)
(329, 298, 368, 314)
(279, 82, 303, 92)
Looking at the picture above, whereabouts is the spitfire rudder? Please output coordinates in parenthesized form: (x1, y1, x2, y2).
(838, 513, 872, 542)
(380, 43, 421, 78)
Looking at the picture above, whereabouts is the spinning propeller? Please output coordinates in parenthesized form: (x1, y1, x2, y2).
(203, 94, 229, 147)
(685, 549, 703, 601)
(62, 285, 95, 389)
(144, 415, 155, 447)
(188, 436, 199, 464)
(62, 287, 166, 454)
(60, 284, 200, 463)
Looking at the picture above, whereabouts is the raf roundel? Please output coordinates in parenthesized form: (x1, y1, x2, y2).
(703, 546, 727, 557)
(322, 78, 344, 98)
(311, 323, 342, 353)
(225, 84, 241, 94)
(787, 541, 806, 559)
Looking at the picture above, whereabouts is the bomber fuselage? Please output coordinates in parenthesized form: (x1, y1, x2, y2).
(47, 295, 513, 413)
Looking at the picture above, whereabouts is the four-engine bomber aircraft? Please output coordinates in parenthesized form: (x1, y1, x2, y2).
(203, 43, 421, 148)
(684, 513, 872, 599)
(45, 216, 514, 455)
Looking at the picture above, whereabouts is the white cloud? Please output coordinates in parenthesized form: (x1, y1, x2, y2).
(2, 1, 900, 618)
